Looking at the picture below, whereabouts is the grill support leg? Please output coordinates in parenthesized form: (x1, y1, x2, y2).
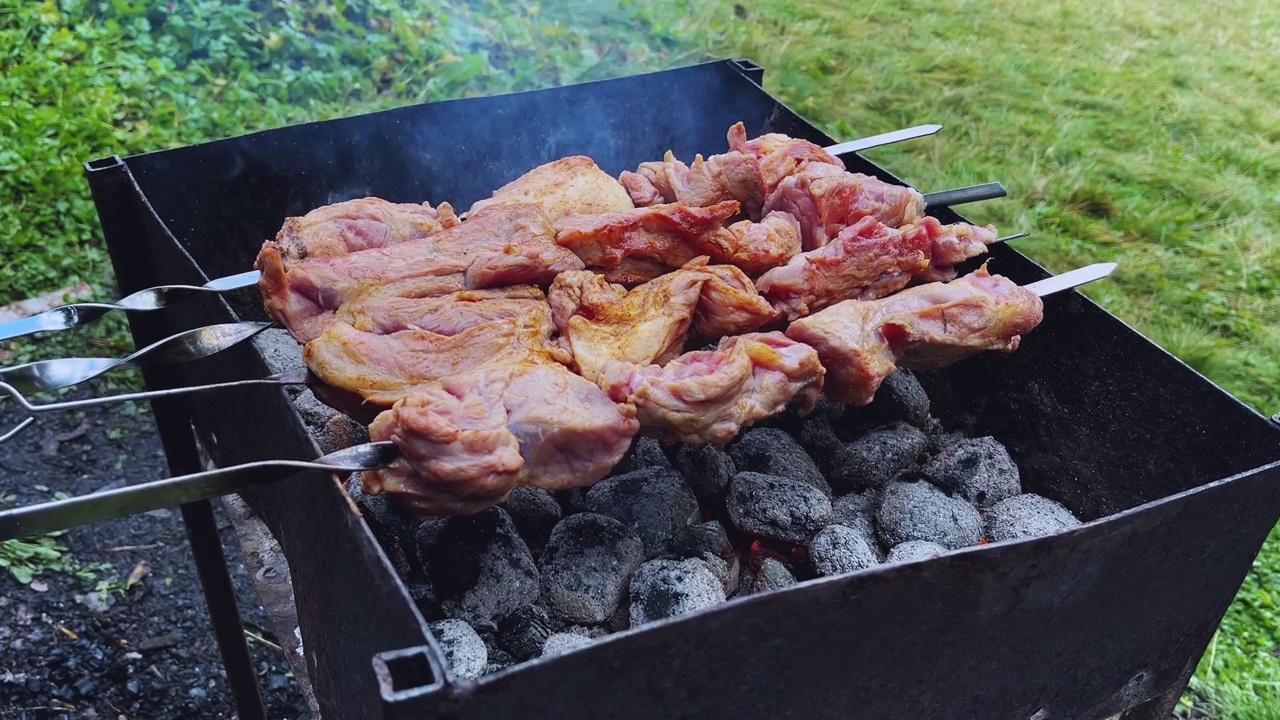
(150, 396, 268, 720)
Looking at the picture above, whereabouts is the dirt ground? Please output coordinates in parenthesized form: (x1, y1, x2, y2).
(0, 384, 311, 719)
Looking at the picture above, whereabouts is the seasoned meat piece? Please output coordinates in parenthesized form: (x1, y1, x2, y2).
(765, 163, 926, 249)
(548, 268, 710, 383)
(691, 264, 780, 340)
(597, 332, 825, 446)
(469, 156, 634, 223)
(337, 286, 549, 335)
(257, 203, 583, 342)
(908, 216, 999, 282)
(726, 121, 844, 196)
(784, 265, 1044, 406)
(270, 197, 458, 270)
(756, 216, 932, 320)
(364, 363, 640, 516)
(619, 149, 765, 218)
(303, 311, 571, 411)
(554, 201, 797, 282)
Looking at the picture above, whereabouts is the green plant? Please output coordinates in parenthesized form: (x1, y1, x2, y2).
(0, 535, 108, 584)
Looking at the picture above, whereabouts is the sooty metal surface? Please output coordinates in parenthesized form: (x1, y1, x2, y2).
(85, 59, 1280, 719)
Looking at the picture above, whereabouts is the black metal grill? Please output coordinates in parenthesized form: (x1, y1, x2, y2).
(84, 59, 1280, 720)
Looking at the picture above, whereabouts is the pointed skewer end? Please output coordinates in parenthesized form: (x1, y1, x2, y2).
(1024, 263, 1118, 297)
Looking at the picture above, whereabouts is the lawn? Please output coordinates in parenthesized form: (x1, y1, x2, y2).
(2, 0, 1278, 716)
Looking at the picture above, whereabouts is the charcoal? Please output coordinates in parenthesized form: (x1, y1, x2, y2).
(429, 619, 488, 680)
(808, 525, 879, 576)
(797, 415, 864, 493)
(866, 369, 931, 427)
(585, 467, 700, 557)
(749, 557, 797, 594)
(984, 494, 1081, 542)
(542, 632, 593, 656)
(726, 472, 832, 544)
(886, 540, 948, 563)
(809, 395, 847, 423)
(539, 513, 645, 624)
(611, 436, 673, 475)
(844, 422, 929, 491)
(673, 443, 737, 509)
(482, 646, 515, 675)
(496, 605, 555, 662)
(629, 558, 725, 627)
(695, 551, 741, 597)
(922, 436, 1021, 509)
(553, 487, 591, 515)
(727, 428, 831, 497)
(344, 476, 419, 543)
(415, 507, 539, 624)
(829, 490, 882, 557)
(671, 521, 733, 560)
(876, 478, 983, 550)
(500, 486, 562, 556)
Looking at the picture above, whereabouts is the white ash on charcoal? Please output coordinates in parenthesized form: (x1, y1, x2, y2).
(983, 494, 1081, 542)
(748, 557, 798, 595)
(673, 443, 737, 510)
(428, 620, 488, 680)
(727, 472, 833, 544)
(845, 422, 930, 492)
(670, 522, 740, 596)
(500, 486, 563, 557)
(538, 513, 645, 625)
(727, 428, 832, 498)
(496, 605, 556, 662)
(414, 508, 540, 624)
(808, 525, 879, 577)
(585, 467, 701, 557)
(875, 475, 983, 550)
(829, 490, 883, 559)
(921, 436, 1021, 509)
(542, 632, 594, 656)
(886, 540, 948, 564)
(629, 558, 726, 627)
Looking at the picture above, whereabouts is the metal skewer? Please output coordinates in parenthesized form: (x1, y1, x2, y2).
(0, 321, 272, 395)
(0, 441, 401, 541)
(823, 124, 942, 156)
(1025, 263, 1118, 297)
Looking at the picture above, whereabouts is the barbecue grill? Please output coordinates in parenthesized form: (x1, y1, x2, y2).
(71, 59, 1280, 719)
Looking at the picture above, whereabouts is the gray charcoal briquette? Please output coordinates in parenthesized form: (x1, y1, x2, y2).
(876, 479, 983, 550)
(415, 507, 540, 624)
(727, 428, 831, 497)
(539, 513, 645, 624)
(797, 415, 865, 494)
(984, 494, 1080, 542)
(671, 521, 733, 560)
(808, 525, 879, 576)
(829, 490, 882, 557)
(542, 632, 593, 656)
(610, 436, 673, 475)
(496, 605, 555, 662)
(429, 619, 488, 679)
(868, 369, 931, 427)
(726, 472, 832, 543)
(585, 467, 700, 557)
(673, 443, 737, 508)
(750, 557, 796, 595)
(629, 558, 725, 627)
(695, 551, 741, 597)
(500, 486, 563, 555)
(844, 422, 929, 491)
(886, 540, 948, 564)
(922, 436, 1021, 509)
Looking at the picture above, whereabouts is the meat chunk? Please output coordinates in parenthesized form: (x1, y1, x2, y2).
(257, 203, 584, 342)
(597, 332, 825, 446)
(364, 363, 640, 516)
(726, 121, 844, 196)
(691, 264, 780, 340)
(908, 216, 999, 282)
(269, 197, 458, 270)
(336, 286, 549, 335)
(764, 163, 926, 249)
(619, 149, 765, 218)
(469, 156, 634, 223)
(755, 216, 932, 320)
(784, 265, 1044, 406)
(548, 268, 709, 383)
(554, 201, 797, 283)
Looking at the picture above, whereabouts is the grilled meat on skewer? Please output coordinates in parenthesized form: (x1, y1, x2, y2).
(691, 264, 780, 340)
(756, 215, 998, 321)
(764, 162, 925, 250)
(271, 197, 459, 270)
(336, 286, 551, 335)
(784, 265, 1044, 406)
(597, 331, 824, 446)
(469, 155, 634, 222)
(256, 203, 584, 342)
(365, 362, 639, 517)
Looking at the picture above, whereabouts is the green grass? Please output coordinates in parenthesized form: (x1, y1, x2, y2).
(637, 0, 1280, 714)
(2, 0, 1278, 715)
